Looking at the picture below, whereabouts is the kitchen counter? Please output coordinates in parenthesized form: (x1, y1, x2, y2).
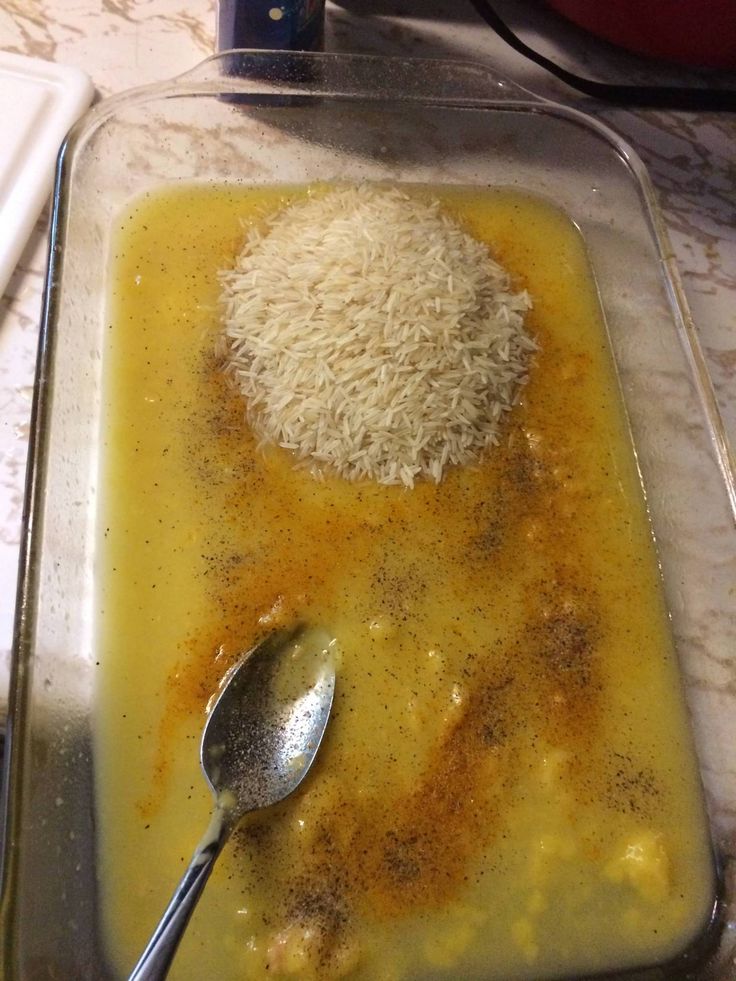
(1, 0, 735, 874)
(2, 2, 735, 662)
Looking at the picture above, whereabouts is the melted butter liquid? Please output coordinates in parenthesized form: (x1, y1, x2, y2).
(96, 184, 715, 980)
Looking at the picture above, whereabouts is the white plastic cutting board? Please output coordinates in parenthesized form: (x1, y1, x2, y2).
(0, 51, 94, 297)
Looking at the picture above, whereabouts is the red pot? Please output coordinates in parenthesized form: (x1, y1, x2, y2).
(545, 0, 736, 69)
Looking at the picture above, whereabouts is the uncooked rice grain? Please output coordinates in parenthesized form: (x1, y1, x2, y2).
(219, 185, 536, 487)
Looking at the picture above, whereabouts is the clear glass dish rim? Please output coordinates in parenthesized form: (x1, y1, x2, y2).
(2, 47, 734, 979)
(48, 48, 736, 519)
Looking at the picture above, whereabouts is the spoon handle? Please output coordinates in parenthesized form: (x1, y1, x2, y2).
(129, 807, 233, 981)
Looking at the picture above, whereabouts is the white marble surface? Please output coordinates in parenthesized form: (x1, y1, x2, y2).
(2, 2, 735, 682)
(1, 9, 735, 685)
(1, 0, 735, 971)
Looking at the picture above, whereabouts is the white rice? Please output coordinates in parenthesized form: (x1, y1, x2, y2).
(219, 185, 536, 487)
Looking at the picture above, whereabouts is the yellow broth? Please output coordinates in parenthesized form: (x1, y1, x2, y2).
(96, 184, 715, 980)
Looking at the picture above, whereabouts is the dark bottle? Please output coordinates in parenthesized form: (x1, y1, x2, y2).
(217, 0, 325, 51)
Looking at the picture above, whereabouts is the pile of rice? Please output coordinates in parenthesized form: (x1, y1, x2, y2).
(219, 185, 536, 487)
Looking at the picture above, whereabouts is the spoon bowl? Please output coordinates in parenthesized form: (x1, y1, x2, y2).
(129, 624, 336, 981)
(203, 625, 335, 813)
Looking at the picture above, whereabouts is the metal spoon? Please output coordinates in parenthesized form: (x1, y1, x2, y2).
(129, 624, 336, 981)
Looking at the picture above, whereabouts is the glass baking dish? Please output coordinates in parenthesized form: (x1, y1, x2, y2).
(1, 50, 735, 980)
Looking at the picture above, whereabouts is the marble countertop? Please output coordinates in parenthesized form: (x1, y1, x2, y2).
(0, 9, 736, 672)
(2, 4, 735, 674)
(1, 0, 736, 970)
(1, 8, 735, 688)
